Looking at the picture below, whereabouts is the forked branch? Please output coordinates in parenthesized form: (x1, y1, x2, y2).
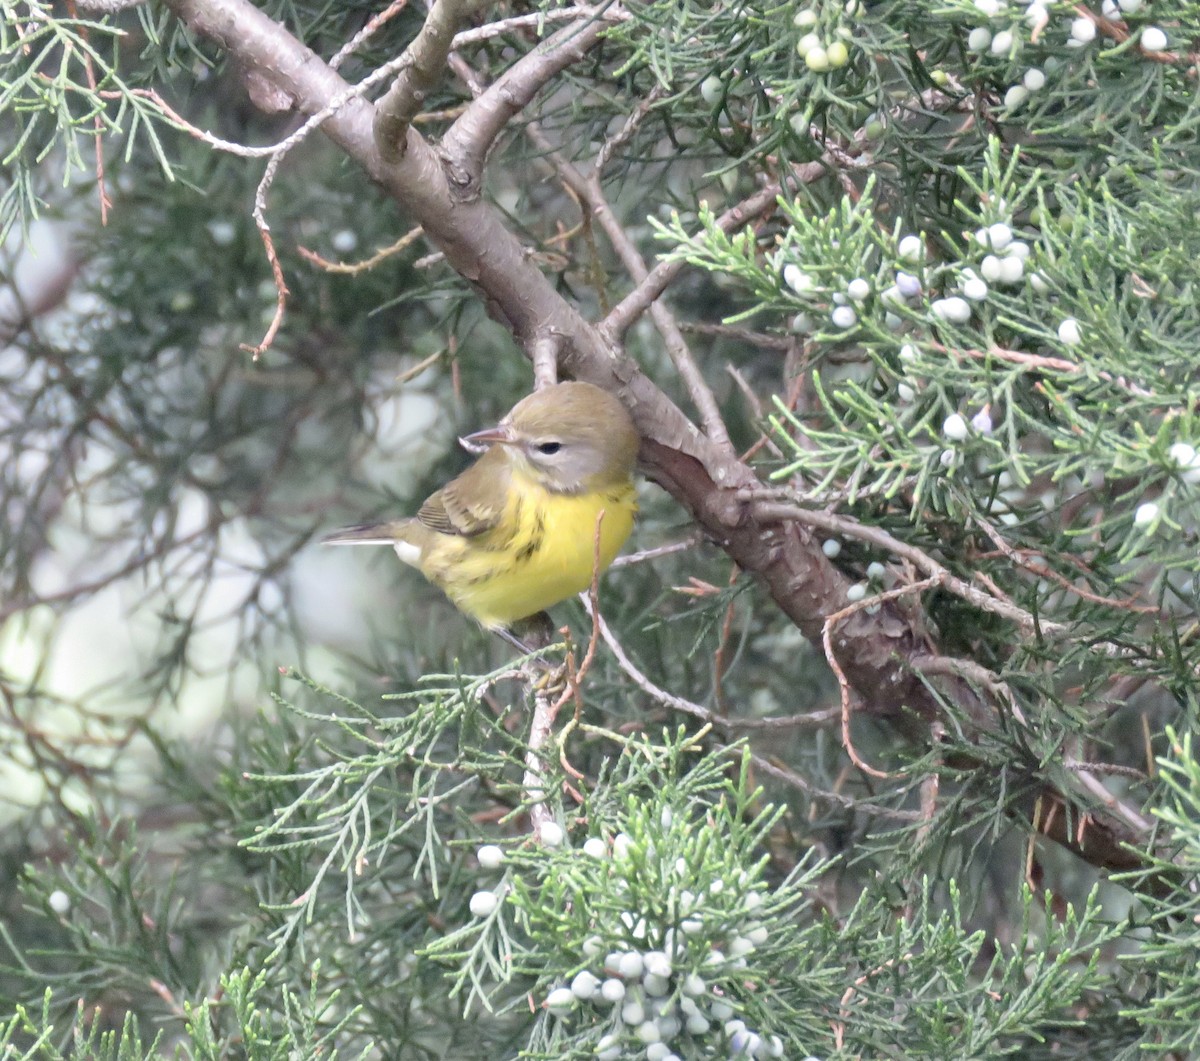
(374, 0, 481, 162)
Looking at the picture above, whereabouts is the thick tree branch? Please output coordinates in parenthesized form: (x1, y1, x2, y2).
(373, 0, 479, 162)
(440, 15, 609, 197)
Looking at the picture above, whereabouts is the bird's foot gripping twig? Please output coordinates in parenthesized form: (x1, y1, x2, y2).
(494, 612, 567, 689)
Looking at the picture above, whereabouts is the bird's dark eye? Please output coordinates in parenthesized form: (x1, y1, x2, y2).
(535, 441, 562, 455)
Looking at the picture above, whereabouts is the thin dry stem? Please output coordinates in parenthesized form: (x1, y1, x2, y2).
(298, 227, 425, 274)
(330, 0, 410, 70)
(823, 576, 943, 780)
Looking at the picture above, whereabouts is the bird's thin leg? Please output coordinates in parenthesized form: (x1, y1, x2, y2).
(494, 625, 543, 657)
(494, 612, 567, 688)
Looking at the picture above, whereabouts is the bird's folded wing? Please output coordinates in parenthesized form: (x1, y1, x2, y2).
(416, 448, 509, 539)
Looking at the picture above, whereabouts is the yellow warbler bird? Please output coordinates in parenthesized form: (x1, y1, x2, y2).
(324, 381, 639, 632)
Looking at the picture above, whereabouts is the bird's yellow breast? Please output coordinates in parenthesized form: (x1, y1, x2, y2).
(418, 472, 636, 628)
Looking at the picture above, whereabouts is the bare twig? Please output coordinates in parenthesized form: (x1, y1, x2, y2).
(684, 322, 794, 352)
(330, 0, 410, 70)
(522, 121, 734, 452)
(592, 84, 666, 176)
(969, 512, 1157, 615)
(746, 754, 921, 820)
(243, 173, 290, 359)
(74, 0, 144, 10)
(65, 0, 112, 225)
(583, 595, 836, 733)
(599, 180, 795, 342)
(297, 226, 425, 274)
(451, 6, 629, 49)
(522, 675, 559, 837)
(917, 720, 944, 847)
(834, 956, 912, 1051)
(522, 512, 606, 840)
(726, 364, 784, 460)
(752, 500, 1067, 638)
(910, 654, 1027, 726)
(711, 565, 740, 715)
(1070, 766, 1155, 836)
(531, 334, 561, 389)
(609, 537, 701, 568)
(1063, 759, 1148, 781)
(932, 339, 1156, 398)
(823, 577, 942, 780)
(244, 35, 451, 357)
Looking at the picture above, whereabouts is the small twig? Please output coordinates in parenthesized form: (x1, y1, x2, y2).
(554, 511, 606, 717)
(522, 511, 606, 840)
(74, 0, 144, 10)
(395, 348, 446, 384)
(110, 47, 416, 161)
(330, 0, 410, 70)
(609, 536, 701, 568)
(711, 565, 740, 716)
(531, 334, 561, 389)
(584, 594, 838, 735)
(910, 654, 1027, 726)
(1026, 797, 1045, 888)
(599, 180, 791, 343)
(726, 364, 784, 461)
(65, 0, 112, 225)
(146, 978, 187, 1018)
(297, 226, 425, 274)
(522, 677, 560, 838)
(823, 576, 943, 780)
(751, 500, 1068, 639)
(1141, 712, 1155, 778)
(451, 6, 629, 50)
(1070, 766, 1155, 836)
(522, 121, 734, 453)
(592, 84, 665, 176)
(243, 175, 290, 359)
(683, 321, 794, 352)
(116, 49, 429, 358)
(746, 753, 921, 819)
(917, 720, 944, 847)
(1063, 758, 1147, 782)
(931, 339, 1156, 399)
(413, 250, 447, 270)
(834, 955, 912, 1051)
(726, 708, 840, 731)
(970, 513, 1157, 615)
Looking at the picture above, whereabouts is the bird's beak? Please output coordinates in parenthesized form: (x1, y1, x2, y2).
(459, 424, 513, 454)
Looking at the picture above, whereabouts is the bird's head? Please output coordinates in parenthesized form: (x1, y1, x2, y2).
(462, 381, 639, 494)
